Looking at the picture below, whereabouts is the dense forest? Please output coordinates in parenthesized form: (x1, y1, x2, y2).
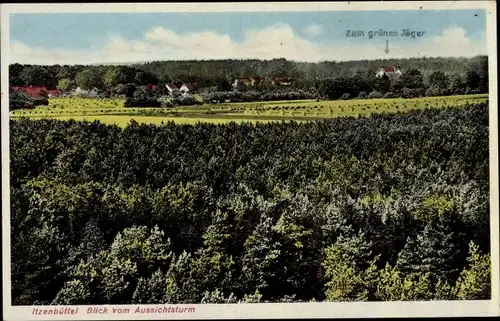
(133, 56, 487, 86)
(9, 56, 488, 94)
(10, 102, 490, 304)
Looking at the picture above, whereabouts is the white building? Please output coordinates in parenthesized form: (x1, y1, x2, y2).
(179, 83, 196, 96)
(165, 83, 179, 95)
(376, 66, 402, 78)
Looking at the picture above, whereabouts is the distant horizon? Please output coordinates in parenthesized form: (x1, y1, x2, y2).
(9, 10, 487, 65)
(9, 54, 488, 67)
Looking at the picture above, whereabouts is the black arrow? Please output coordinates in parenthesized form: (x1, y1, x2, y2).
(385, 40, 389, 54)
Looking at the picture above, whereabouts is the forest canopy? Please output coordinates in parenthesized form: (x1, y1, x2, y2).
(10, 102, 490, 304)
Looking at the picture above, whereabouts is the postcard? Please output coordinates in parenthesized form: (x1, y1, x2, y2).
(1, 1, 499, 320)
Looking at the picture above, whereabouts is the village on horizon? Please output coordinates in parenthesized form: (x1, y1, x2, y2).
(11, 65, 403, 99)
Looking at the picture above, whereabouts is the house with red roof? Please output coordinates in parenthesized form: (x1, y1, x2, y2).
(376, 66, 402, 78)
(232, 76, 262, 89)
(11, 86, 61, 98)
(272, 77, 294, 86)
(233, 78, 250, 88)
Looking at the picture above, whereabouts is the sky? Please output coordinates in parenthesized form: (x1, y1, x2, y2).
(9, 10, 487, 65)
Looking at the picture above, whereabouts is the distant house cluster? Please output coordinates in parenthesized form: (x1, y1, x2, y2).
(376, 66, 402, 79)
(11, 68, 402, 101)
(272, 77, 293, 86)
(233, 76, 263, 88)
(165, 82, 197, 96)
(11, 86, 60, 98)
(232, 76, 294, 88)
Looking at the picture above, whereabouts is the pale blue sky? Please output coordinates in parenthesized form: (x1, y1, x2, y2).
(9, 10, 487, 64)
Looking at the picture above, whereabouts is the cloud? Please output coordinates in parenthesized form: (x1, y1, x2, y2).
(303, 24, 323, 37)
(9, 42, 101, 65)
(9, 25, 486, 65)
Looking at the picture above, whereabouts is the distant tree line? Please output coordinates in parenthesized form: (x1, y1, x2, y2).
(10, 102, 490, 304)
(132, 56, 488, 89)
(9, 56, 488, 100)
(9, 64, 160, 92)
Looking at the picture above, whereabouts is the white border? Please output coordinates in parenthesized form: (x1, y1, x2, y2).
(1, 1, 498, 320)
(487, 0, 500, 311)
(0, 1, 496, 12)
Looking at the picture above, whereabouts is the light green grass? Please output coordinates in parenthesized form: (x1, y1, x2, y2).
(9, 94, 488, 127)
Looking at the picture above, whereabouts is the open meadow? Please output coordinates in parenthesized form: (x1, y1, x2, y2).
(9, 94, 488, 126)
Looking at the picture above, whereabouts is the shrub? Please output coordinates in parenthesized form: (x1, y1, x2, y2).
(160, 100, 174, 108)
(32, 97, 49, 106)
(172, 94, 202, 106)
(9, 92, 34, 110)
(358, 92, 368, 99)
(341, 93, 351, 100)
(9, 91, 48, 110)
(383, 92, 396, 99)
(368, 91, 383, 99)
(442, 89, 454, 96)
(415, 88, 426, 97)
(425, 86, 443, 97)
(399, 87, 418, 99)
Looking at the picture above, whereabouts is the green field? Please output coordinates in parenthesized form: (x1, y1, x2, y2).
(10, 94, 488, 126)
